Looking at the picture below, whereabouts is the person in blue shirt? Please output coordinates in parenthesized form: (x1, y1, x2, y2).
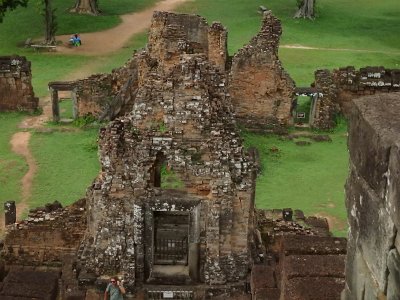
(69, 34, 82, 47)
(104, 277, 126, 300)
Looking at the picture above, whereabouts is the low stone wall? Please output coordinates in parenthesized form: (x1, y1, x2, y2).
(3, 199, 86, 265)
(251, 209, 346, 300)
(344, 92, 400, 299)
(0, 56, 38, 112)
(310, 66, 400, 130)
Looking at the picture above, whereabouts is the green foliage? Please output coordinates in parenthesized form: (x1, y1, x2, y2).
(0, 0, 28, 22)
(158, 122, 167, 133)
(296, 0, 304, 9)
(0, 112, 29, 211)
(29, 128, 100, 207)
(160, 164, 185, 190)
(59, 99, 73, 119)
(295, 96, 311, 123)
(72, 114, 97, 127)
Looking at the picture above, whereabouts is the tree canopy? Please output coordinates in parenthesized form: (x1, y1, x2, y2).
(0, 0, 29, 22)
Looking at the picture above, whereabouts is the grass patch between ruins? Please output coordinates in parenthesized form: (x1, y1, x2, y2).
(243, 122, 349, 237)
(179, 0, 400, 85)
(29, 127, 100, 208)
(0, 113, 29, 212)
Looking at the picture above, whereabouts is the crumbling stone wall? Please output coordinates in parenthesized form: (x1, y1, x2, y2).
(3, 199, 86, 265)
(344, 92, 400, 299)
(74, 56, 139, 120)
(72, 11, 294, 132)
(77, 11, 256, 297)
(251, 209, 347, 300)
(0, 56, 38, 112)
(310, 66, 400, 130)
(311, 69, 338, 130)
(334, 66, 400, 115)
(229, 11, 295, 131)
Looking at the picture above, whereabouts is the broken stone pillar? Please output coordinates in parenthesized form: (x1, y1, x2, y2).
(4, 201, 16, 225)
(282, 208, 293, 221)
(51, 88, 60, 122)
(229, 11, 295, 131)
(0, 56, 38, 112)
(344, 92, 400, 299)
(311, 69, 338, 130)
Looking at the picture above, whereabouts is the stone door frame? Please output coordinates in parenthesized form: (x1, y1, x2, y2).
(48, 81, 77, 122)
(143, 196, 202, 283)
(294, 87, 323, 126)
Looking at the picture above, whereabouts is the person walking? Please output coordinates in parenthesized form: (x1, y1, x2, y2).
(104, 277, 126, 300)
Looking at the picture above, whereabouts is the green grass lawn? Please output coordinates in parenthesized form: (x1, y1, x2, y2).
(243, 123, 349, 236)
(0, 113, 29, 210)
(29, 127, 100, 208)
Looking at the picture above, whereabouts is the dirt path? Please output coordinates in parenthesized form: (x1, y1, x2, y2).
(56, 0, 187, 56)
(4, 0, 187, 232)
(0, 132, 36, 235)
(281, 44, 400, 55)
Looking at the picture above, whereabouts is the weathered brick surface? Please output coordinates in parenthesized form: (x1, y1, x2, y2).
(282, 277, 345, 300)
(229, 11, 295, 131)
(74, 56, 139, 120)
(311, 66, 400, 130)
(75, 11, 256, 296)
(344, 92, 400, 299)
(0, 269, 60, 300)
(0, 56, 38, 112)
(3, 199, 86, 265)
(253, 209, 346, 300)
(73, 11, 294, 132)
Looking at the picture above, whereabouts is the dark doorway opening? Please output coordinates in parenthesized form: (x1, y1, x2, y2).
(153, 211, 189, 266)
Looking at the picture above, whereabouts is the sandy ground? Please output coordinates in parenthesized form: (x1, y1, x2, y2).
(281, 44, 400, 55)
(3, 0, 187, 233)
(56, 0, 187, 56)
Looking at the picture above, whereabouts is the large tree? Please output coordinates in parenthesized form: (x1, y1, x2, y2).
(70, 0, 100, 15)
(294, 0, 316, 19)
(42, 0, 56, 44)
(0, 0, 29, 22)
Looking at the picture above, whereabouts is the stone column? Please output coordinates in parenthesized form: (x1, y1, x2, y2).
(4, 201, 16, 226)
(51, 88, 60, 122)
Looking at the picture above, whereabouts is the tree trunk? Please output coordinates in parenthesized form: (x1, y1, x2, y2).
(70, 0, 100, 15)
(294, 0, 315, 19)
(44, 0, 57, 44)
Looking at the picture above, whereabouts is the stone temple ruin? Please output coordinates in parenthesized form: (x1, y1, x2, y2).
(76, 11, 257, 297)
(48, 10, 295, 132)
(1, 10, 400, 300)
(0, 56, 38, 112)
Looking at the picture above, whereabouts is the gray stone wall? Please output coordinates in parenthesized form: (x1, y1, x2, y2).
(0, 56, 38, 112)
(344, 92, 400, 299)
